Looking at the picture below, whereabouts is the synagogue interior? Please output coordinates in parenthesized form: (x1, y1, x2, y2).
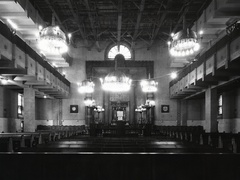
(1, 0, 240, 179)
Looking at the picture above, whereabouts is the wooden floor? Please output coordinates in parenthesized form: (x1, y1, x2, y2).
(19, 134, 231, 153)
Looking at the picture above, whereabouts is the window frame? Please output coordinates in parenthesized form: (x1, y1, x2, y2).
(217, 94, 223, 119)
(17, 93, 24, 119)
(105, 42, 134, 60)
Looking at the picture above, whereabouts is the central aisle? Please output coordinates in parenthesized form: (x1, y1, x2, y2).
(20, 135, 231, 153)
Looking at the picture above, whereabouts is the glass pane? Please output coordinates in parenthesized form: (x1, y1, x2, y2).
(218, 95, 222, 106)
(218, 107, 222, 115)
(107, 45, 131, 60)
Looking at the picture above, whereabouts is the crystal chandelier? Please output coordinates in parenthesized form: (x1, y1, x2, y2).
(168, 15, 200, 57)
(94, 106, 105, 113)
(84, 97, 96, 107)
(39, 25, 68, 55)
(100, 55, 132, 92)
(135, 105, 146, 112)
(38, 15, 69, 55)
(140, 75, 158, 93)
(145, 99, 155, 107)
(78, 79, 95, 93)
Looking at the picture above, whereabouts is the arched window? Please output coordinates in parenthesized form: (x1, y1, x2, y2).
(106, 43, 133, 60)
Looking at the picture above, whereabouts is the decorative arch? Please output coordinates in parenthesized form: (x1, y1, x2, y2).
(105, 42, 134, 60)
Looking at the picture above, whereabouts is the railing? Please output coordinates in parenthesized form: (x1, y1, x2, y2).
(169, 26, 240, 99)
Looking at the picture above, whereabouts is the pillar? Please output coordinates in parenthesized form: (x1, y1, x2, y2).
(180, 100, 188, 126)
(205, 87, 218, 132)
(130, 84, 136, 124)
(24, 88, 35, 132)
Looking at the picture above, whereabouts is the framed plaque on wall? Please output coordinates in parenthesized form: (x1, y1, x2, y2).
(70, 105, 78, 113)
(161, 105, 169, 113)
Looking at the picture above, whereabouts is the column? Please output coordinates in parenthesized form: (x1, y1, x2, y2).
(24, 88, 35, 132)
(180, 100, 188, 126)
(205, 87, 218, 132)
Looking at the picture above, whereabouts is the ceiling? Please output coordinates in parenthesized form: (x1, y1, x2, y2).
(0, 0, 240, 68)
(28, 0, 211, 49)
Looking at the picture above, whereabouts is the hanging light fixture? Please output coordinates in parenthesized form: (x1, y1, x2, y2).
(38, 15, 69, 55)
(78, 79, 95, 94)
(84, 97, 96, 107)
(145, 99, 155, 107)
(168, 14, 200, 57)
(140, 74, 158, 93)
(100, 55, 132, 92)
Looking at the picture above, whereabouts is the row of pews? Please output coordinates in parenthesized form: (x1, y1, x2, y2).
(157, 126, 239, 153)
(0, 125, 85, 152)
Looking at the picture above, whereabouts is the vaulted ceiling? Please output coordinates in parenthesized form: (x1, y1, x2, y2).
(28, 0, 211, 49)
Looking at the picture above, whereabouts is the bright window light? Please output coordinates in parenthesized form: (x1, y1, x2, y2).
(108, 45, 131, 60)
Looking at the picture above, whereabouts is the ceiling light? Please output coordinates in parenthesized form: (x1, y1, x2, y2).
(68, 33, 72, 39)
(170, 72, 177, 79)
(84, 97, 96, 107)
(1, 78, 8, 85)
(94, 106, 105, 112)
(140, 74, 158, 93)
(78, 79, 95, 93)
(145, 99, 155, 107)
(168, 15, 200, 57)
(135, 105, 146, 112)
(38, 25, 43, 30)
(38, 25, 69, 55)
(7, 19, 18, 29)
(100, 54, 132, 92)
(100, 70, 132, 92)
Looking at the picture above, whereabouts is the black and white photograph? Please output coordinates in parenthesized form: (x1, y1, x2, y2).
(0, 0, 240, 179)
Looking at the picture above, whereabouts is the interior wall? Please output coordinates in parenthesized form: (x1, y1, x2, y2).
(0, 87, 22, 132)
(0, 40, 179, 129)
(218, 88, 240, 133)
(60, 40, 178, 126)
(187, 98, 205, 128)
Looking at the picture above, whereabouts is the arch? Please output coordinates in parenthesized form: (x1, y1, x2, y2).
(105, 42, 134, 60)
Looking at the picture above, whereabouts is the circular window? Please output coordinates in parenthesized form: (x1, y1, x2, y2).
(106, 43, 133, 60)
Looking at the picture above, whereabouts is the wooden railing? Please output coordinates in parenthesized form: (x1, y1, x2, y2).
(169, 26, 240, 99)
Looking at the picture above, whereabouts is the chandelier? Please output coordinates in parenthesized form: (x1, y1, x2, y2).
(140, 75, 158, 93)
(84, 97, 96, 107)
(100, 55, 132, 92)
(135, 105, 146, 112)
(78, 79, 95, 93)
(168, 15, 200, 57)
(38, 25, 68, 55)
(94, 106, 105, 113)
(38, 15, 69, 55)
(145, 99, 155, 107)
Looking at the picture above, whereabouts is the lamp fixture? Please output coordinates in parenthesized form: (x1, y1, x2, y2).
(145, 99, 155, 107)
(140, 74, 158, 93)
(94, 106, 105, 113)
(135, 105, 146, 112)
(84, 97, 96, 107)
(78, 79, 95, 94)
(100, 55, 132, 92)
(38, 15, 69, 55)
(168, 15, 200, 57)
(0, 76, 9, 85)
